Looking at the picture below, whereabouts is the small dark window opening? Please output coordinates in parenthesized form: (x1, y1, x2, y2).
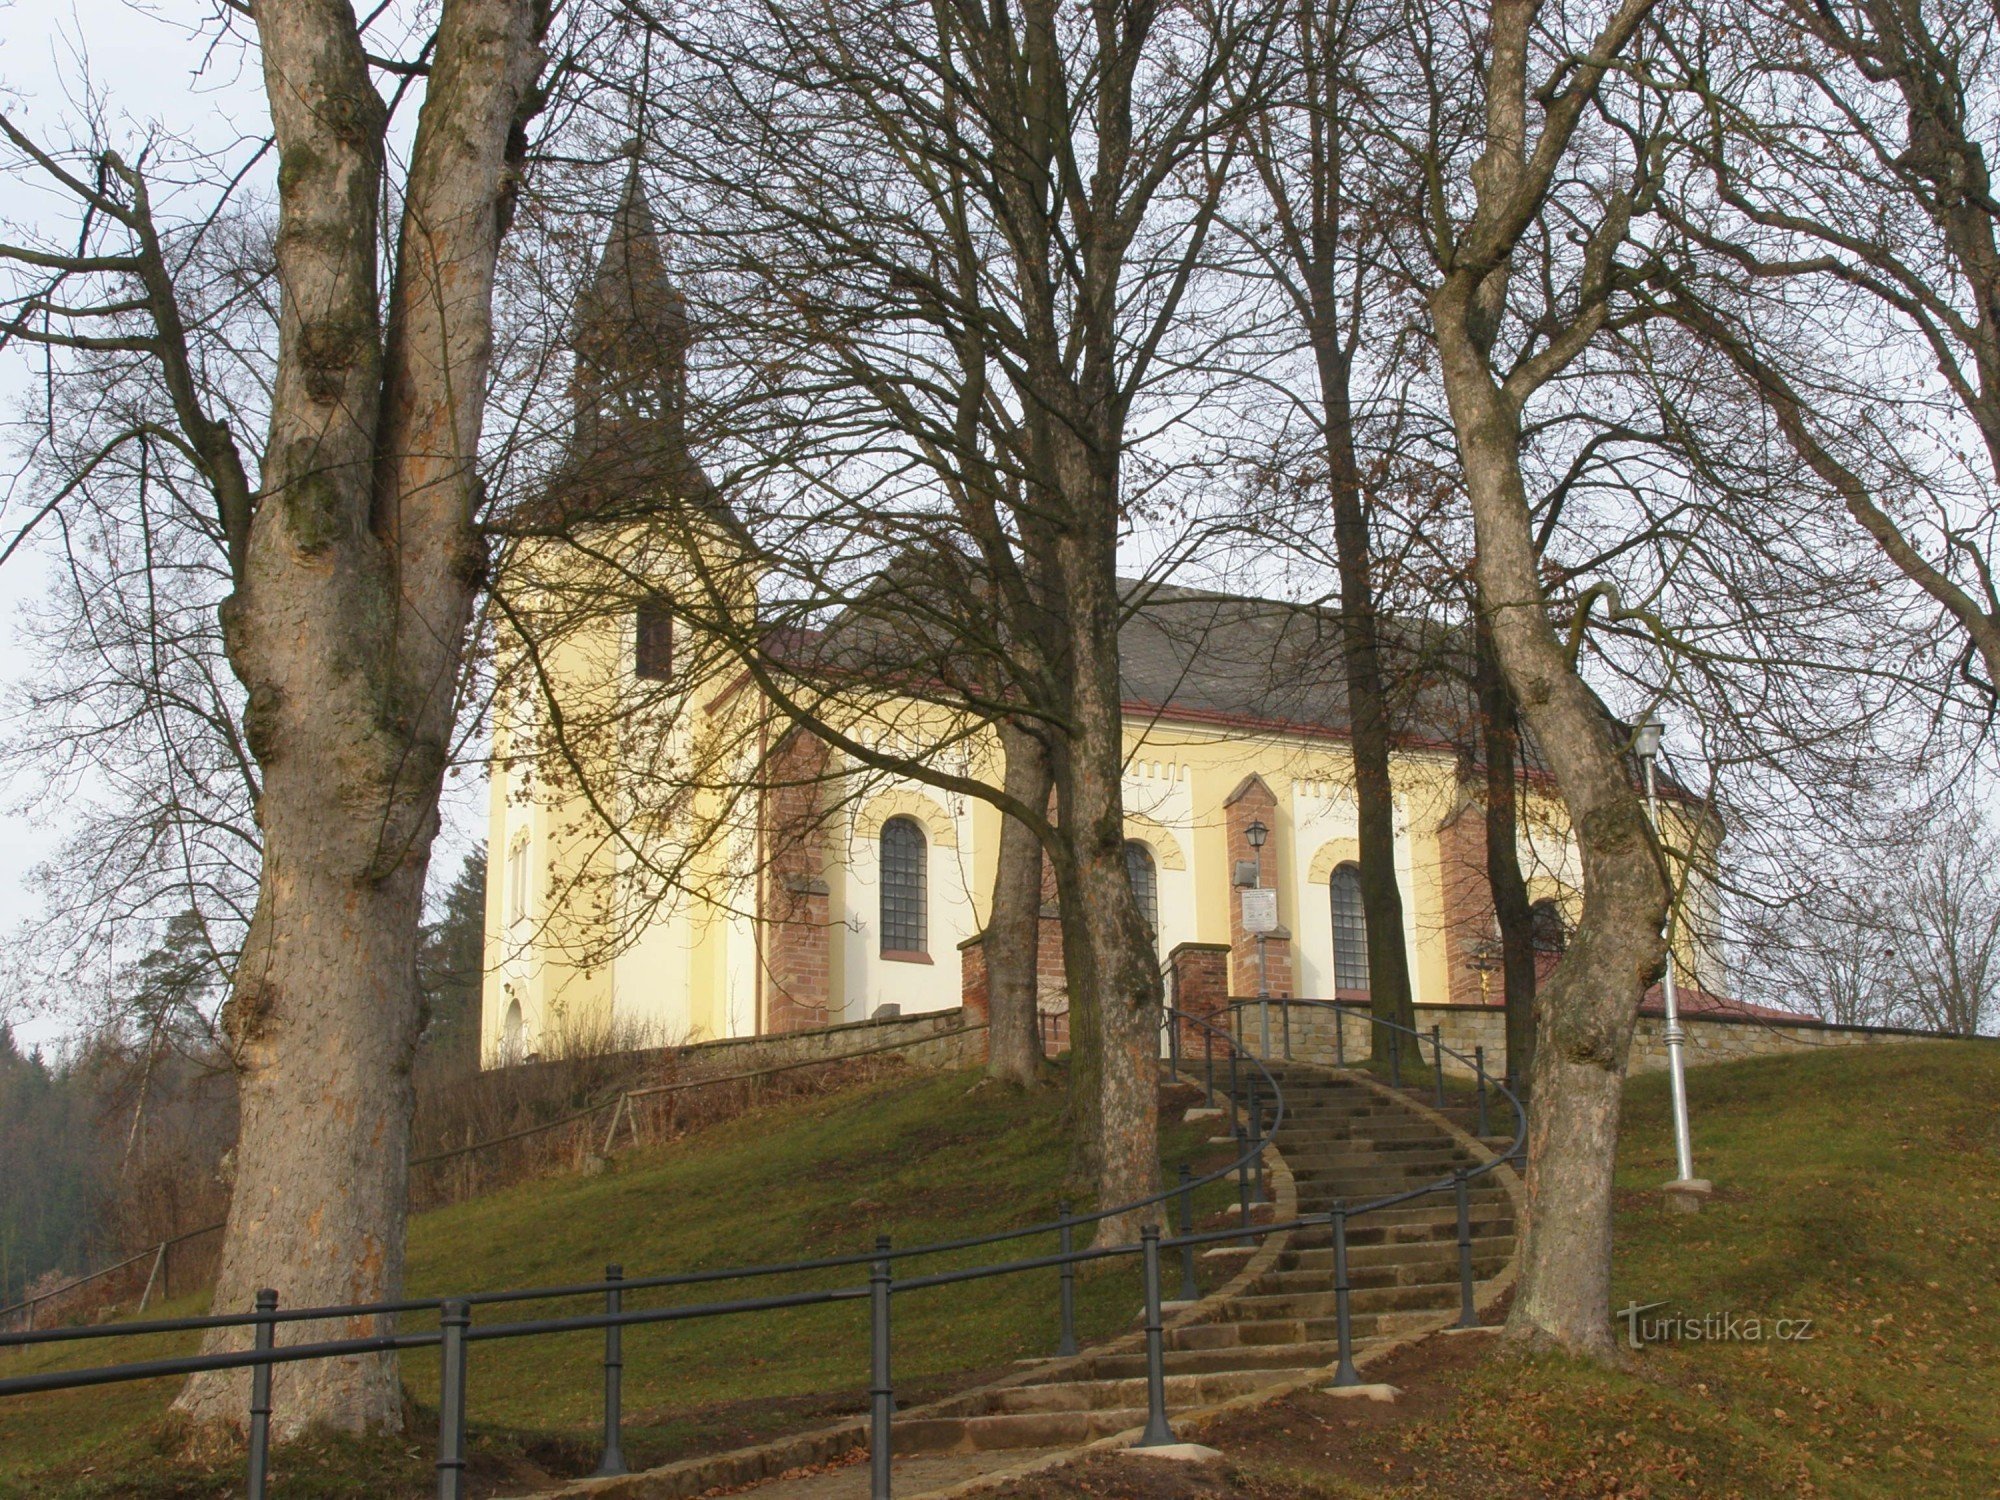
(1125, 840, 1159, 934)
(1530, 900, 1568, 954)
(880, 816, 928, 954)
(636, 597, 674, 681)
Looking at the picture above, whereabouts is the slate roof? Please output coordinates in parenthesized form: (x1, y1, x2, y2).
(1113, 582, 1473, 748)
(777, 569, 1483, 752)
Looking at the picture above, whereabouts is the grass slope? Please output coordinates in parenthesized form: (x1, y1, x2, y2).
(990, 1039, 2000, 1499)
(0, 1065, 1232, 1498)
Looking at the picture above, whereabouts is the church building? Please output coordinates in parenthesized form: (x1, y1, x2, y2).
(480, 175, 1721, 1063)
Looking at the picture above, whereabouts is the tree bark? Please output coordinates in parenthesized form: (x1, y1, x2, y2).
(1475, 609, 1538, 1092)
(1055, 562, 1163, 1244)
(986, 718, 1052, 1087)
(1434, 290, 1666, 1358)
(173, 0, 545, 1436)
(1312, 340, 1417, 1043)
(1427, 0, 1665, 1359)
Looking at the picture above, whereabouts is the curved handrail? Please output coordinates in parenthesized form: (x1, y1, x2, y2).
(1216, 997, 1528, 1216)
(0, 1000, 1529, 1490)
(0, 1002, 1280, 1352)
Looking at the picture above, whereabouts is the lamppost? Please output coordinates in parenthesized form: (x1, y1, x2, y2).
(1246, 818, 1270, 1057)
(1635, 718, 1710, 1210)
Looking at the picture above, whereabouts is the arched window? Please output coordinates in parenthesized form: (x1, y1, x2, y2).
(1530, 900, 1567, 954)
(502, 999, 524, 1060)
(1330, 863, 1370, 994)
(1124, 840, 1159, 934)
(880, 816, 928, 954)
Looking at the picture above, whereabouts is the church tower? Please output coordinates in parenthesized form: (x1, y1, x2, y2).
(562, 158, 696, 509)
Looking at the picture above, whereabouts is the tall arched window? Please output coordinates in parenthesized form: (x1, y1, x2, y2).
(1330, 863, 1370, 994)
(1124, 840, 1159, 934)
(880, 816, 928, 954)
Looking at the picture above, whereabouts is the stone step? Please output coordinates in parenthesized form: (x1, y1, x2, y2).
(1284, 1235, 1516, 1272)
(1167, 1304, 1450, 1351)
(1289, 1162, 1499, 1182)
(893, 1406, 1152, 1454)
(1290, 1180, 1507, 1206)
(1252, 1253, 1510, 1294)
(1286, 1212, 1515, 1248)
(1055, 1338, 1376, 1381)
(975, 1368, 1296, 1416)
(1217, 1278, 1474, 1321)
(1276, 1138, 1460, 1155)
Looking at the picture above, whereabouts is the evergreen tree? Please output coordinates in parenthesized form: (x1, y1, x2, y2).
(418, 853, 487, 1074)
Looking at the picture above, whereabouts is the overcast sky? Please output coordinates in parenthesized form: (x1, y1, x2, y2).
(0, 6, 253, 1042)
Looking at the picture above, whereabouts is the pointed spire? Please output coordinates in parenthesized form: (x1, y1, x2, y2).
(573, 153, 689, 370)
(556, 157, 703, 519)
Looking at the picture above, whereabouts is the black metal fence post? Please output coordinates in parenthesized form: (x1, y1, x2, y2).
(1453, 1170, 1478, 1329)
(1136, 1225, 1177, 1447)
(1282, 998, 1292, 1060)
(1228, 1047, 1240, 1132)
(436, 1299, 470, 1500)
(1234, 1127, 1254, 1245)
(1474, 1046, 1490, 1138)
(1329, 1206, 1360, 1387)
(870, 1236, 893, 1500)
(1168, 1011, 1181, 1078)
(245, 1289, 276, 1500)
(1335, 1005, 1346, 1067)
(1056, 1204, 1078, 1357)
(1176, 1165, 1199, 1303)
(1388, 1029, 1400, 1087)
(1431, 1025, 1447, 1107)
(593, 1264, 626, 1476)
(1204, 1031, 1214, 1096)
(1247, 1069, 1261, 1146)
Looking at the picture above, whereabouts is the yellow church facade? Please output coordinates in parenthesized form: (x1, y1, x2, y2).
(478, 171, 1721, 1063)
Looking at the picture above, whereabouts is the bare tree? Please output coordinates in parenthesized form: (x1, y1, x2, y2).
(1228, 0, 1425, 1043)
(1652, 0, 2000, 711)
(0, 0, 551, 1436)
(611, 0, 1274, 1234)
(1415, 0, 1674, 1357)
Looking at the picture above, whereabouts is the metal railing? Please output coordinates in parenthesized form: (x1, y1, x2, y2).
(0, 1005, 1277, 1499)
(1, 1001, 1524, 1500)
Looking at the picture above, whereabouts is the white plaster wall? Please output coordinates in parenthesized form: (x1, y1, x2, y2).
(1287, 782, 1424, 1003)
(839, 781, 973, 1019)
(1123, 756, 1194, 967)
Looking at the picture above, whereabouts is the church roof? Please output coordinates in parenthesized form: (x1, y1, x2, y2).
(772, 569, 1480, 753)
(1113, 582, 1472, 748)
(572, 159, 689, 357)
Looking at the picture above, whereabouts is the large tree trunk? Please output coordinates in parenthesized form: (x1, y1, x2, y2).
(1434, 283, 1667, 1358)
(987, 719, 1052, 1086)
(1313, 343, 1417, 1045)
(175, 0, 545, 1436)
(1475, 609, 1538, 1093)
(1057, 536, 1162, 1246)
(1427, 0, 1663, 1363)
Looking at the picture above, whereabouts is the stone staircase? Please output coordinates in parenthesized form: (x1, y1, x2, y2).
(890, 1061, 1519, 1455)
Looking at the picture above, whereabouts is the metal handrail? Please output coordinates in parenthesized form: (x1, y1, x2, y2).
(1217, 996, 1528, 1189)
(0, 1001, 1523, 1500)
(0, 1006, 1274, 1359)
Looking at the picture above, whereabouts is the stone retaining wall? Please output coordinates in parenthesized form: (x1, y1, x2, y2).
(670, 1005, 982, 1077)
(1202, 995, 1962, 1081)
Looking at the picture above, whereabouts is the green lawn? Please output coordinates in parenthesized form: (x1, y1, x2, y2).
(0, 1065, 1238, 1498)
(1157, 1038, 2000, 1499)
